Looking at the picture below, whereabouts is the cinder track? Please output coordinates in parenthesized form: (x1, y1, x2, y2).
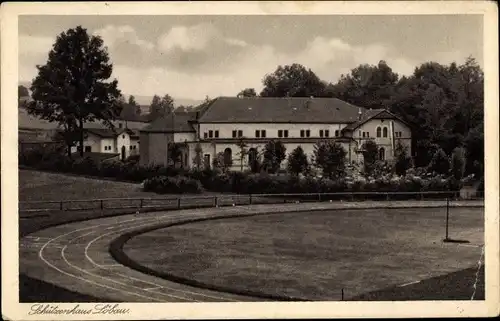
(19, 200, 484, 302)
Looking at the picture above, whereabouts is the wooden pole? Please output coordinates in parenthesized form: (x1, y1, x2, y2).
(445, 197, 450, 240)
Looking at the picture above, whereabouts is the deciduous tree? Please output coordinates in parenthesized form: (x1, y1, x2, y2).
(262, 140, 287, 173)
(287, 146, 309, 176)
(313, 142, 347, 179)
(28, 25, 122, 157)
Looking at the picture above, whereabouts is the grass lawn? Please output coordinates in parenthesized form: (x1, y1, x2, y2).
(19, 169, 161, 202)
(124, 207, 484, 301)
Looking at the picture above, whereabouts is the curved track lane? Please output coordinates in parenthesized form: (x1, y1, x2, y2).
(20, 200, 484, 302)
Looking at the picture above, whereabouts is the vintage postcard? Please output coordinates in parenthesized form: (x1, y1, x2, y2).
(1, 1, 499, 320)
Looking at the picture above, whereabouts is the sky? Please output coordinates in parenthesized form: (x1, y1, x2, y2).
(19, 15, 483, 104)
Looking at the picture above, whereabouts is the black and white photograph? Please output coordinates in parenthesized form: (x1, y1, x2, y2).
(2, 1, 499, 319)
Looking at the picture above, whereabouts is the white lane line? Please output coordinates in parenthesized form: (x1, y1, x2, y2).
(35, 206, 265, 302)
(399, 280, 420, 287)
(38, 215, 176, 302)
(84, 220, 238, 302)
(59, 245, 163, 302)
(60, 220, 199, 302)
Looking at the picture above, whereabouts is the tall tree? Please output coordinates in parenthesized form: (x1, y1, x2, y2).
(313, 142, 347, 179)
(149, 94, 174, 119)
(18, 85, 29, 98)
(288, 146, 309, 176)
(361, 140, 378, 175)
(260, 63, 326, 97)
(328, 60, 399, 109)
(128, 95, 141, 115)
(237, 88, 257, 97)
(28, 25, 121, 157)
(236, 138, 248, 172)
(262, 140, 287, 173)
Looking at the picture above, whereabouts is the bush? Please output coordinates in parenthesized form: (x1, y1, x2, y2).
(143, 176, 204, 194)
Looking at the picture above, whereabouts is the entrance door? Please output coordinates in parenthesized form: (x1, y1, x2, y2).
(121, 145, 126, 160)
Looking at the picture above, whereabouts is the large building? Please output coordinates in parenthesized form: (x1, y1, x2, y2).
(139, 97, 412, 170)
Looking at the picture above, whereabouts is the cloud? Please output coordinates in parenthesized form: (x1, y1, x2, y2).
(19, 23, 469, 100)
(94, 25, 154, 51)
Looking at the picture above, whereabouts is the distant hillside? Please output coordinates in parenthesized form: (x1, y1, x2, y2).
(18, 82, 203, 109)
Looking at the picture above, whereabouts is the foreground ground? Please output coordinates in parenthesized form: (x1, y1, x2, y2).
(124, 207, 484, 300)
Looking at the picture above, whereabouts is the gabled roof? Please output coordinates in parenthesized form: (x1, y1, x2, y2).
(197, 97, 366, 123)
(342, 109, 411, 131)
(85, 127, 134, 138)
(140, 111, 198, 133)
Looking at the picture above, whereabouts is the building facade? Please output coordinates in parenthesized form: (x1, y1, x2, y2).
(140, 97, 412, 170)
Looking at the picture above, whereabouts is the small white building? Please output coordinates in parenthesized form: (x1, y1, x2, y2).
(70, 127, 139, 160)
(139, 97, 413, 170)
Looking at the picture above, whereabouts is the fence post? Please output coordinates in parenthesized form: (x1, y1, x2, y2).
(386, 193, 390, 201)
(249, 194, 252, 205)
(420, 192, 424, 201)
(60, 201, 63, 211)
(100, 199, 104, 210)
(214, 196, 218, 207)
(445, 197, 450, 240)
(318, 193, 322, 202)
(341, 288, 344, 301)
(177, 198, 181, 209)
(140, 198, 143, 208)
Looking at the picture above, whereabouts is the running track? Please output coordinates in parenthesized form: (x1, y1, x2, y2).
(19, 200, 484, 302)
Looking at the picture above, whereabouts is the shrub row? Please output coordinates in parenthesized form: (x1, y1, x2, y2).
(20, 148, 480, 197)
(143, 176, 204, 194)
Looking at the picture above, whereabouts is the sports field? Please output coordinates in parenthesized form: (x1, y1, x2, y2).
(124, 207, 484, 300)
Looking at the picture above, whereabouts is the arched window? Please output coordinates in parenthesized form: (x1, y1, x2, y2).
(223, 148, 232, 166)
(378, 147, 385, 161)
(382, 127, 388, 138)
(376, 127, 382, 137)
(248, 148, 258, 165)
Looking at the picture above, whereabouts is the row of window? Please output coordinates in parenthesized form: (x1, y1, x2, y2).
(204, 129, 404, 139)
(205, 129, 342, 139)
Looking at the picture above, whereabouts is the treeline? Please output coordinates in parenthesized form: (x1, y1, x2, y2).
(238, 58, 484, 178)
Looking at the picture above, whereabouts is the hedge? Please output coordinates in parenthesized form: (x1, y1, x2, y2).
(143, 176, 204, 194)
(19, 148, 482, 197)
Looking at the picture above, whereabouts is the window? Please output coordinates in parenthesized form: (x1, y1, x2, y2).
(214, 130, 219, 138)
(359, 130, 362, 137)
(319, 130, 323, 137)
(238, 130, 243, 137)
(118, 123, 123, 129)
(122, 135, 125, 139)
(255, 130, 260, 138)
(378, 147, 385, 161)
(278, 130, 283, 138)
(208, 130, 214, 138)
(204, 132, 208, 139)
(305, 130, 310, 137)
(366, 132, 370, 138)
(232, 130, 237, 138)
(84, 146, 91, 152)
(395, 131, 402, 138)
(324, 130, 330, 137)
(284, 130, 289, 138)
(376, 127, 382, 137)
(362, 131, 370, 138)
(223, 148, 232, 166)
(261, 130, 266, 138)
(362, 132, 366, 138)
(335, 130, 340, 137)
(383, 127, 388, 138)
(204, 154, 211, 169)
(300, 130, 305, 138)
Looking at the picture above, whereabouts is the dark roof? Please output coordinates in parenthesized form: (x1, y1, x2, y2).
(342, 109, 386, 131)
(140, 111, 198, 133)
(342, 109, 411, 131)
(197, 97, 366, 123)
(85, 128, 134, 138)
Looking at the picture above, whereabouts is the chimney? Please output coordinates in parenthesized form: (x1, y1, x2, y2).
(358, 108, 362, 121)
